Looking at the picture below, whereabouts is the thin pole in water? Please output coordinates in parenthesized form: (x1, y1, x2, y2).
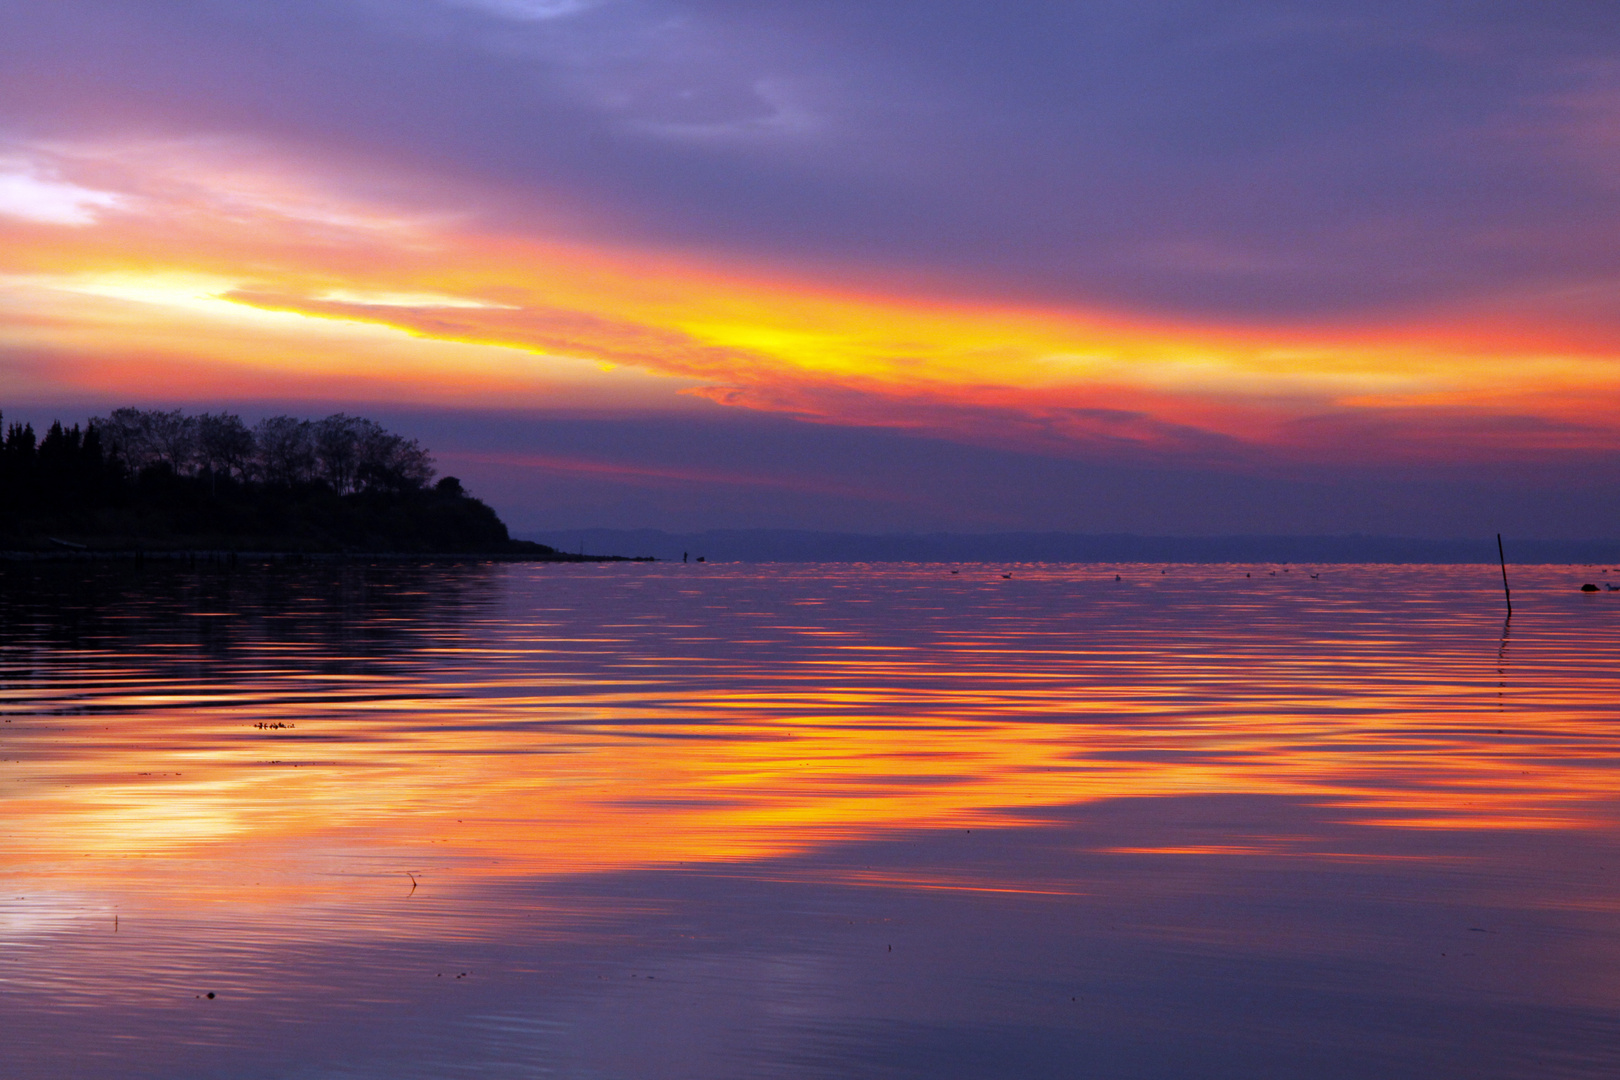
(1497, 533, 1512, 618)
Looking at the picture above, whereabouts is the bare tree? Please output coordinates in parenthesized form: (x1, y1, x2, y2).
(148, 410, 197, 474)
(312, 415, 436, 493)
(94, 408, 196, 473)
(356, 424, 435, 492)
(93, 408, 156, 471)
(92, 408, 435, 493)
(251, 416, 316, 485)
(196, 413, 254, 480)
(313, 414, 366, 494)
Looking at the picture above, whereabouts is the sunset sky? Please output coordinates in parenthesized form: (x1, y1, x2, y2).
(4, 2, 1620, 536)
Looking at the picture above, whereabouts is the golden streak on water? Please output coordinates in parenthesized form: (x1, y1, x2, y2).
(2, 563, 1614, 918)
(4, 560, 1620, 1080)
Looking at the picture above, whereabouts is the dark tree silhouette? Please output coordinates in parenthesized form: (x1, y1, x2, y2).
(0, 407, 552, 554)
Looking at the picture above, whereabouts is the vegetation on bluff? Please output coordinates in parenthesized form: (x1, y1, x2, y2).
(0, 408, 556, 554)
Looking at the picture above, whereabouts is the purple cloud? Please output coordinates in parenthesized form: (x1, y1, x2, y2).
(5, 1, 1620, 322)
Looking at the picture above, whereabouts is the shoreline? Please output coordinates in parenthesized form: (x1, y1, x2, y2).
(0, 549, 654, 563)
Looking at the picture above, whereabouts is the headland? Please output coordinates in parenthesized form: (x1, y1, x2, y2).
(0, 407, 645, 562)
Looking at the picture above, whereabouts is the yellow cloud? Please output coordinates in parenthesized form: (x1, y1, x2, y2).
(5, 138, 1620, 463)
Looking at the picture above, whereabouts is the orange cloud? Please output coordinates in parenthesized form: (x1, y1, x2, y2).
(5, 138, 1620, 464)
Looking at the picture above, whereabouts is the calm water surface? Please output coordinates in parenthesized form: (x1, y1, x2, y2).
(2, 561, 1619, 1078)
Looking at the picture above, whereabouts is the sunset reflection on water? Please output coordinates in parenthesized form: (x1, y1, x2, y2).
(3, 561, 1619, 1078)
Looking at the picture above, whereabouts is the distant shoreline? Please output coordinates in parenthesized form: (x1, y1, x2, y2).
(522, 528, 1620, 565)
(0, 549, 651, 563)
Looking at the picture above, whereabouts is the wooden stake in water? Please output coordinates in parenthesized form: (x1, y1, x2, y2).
(1497, 533, 1512, 618)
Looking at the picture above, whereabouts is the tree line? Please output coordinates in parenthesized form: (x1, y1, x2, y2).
(0, 408, 536, 553)
(1, 409, 438, 511)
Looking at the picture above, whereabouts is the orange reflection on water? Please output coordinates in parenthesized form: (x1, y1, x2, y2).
(4, 561, 1619, 925)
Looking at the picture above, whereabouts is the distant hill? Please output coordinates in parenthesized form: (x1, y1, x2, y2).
(523, 529, 1620, 565)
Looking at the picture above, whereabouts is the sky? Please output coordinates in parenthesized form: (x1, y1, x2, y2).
(4, 1, 1620, 536)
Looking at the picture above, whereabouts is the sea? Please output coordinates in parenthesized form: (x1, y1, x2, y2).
(2, 560, 1618, 1079)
